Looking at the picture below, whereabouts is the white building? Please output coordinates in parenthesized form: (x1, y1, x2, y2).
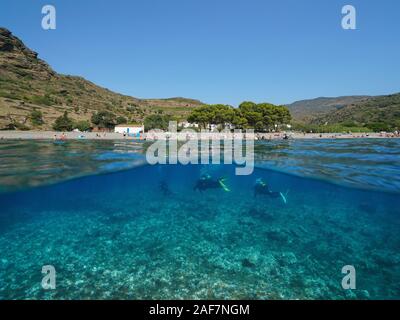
(178, 121, 199, 129)
(114, 125, 144, 135)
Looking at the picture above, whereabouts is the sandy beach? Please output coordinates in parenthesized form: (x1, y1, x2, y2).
(0, 131, 126, 141)
(0, 130, 399, 141)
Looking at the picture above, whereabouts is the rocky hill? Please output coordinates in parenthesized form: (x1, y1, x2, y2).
(287, 96, 370, 122)
(311, 93, 400, 131)
(288, 93, 400, 131)
(0, 27, 203, 130)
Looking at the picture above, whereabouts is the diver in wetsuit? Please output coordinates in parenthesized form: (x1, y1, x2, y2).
(160, 180, 173, 196)
(193, 174, 230, 192)
(254, 178, 287, 204)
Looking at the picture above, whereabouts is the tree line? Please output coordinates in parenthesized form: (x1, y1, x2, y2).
(51, 110, 128, 132)
(50, 102, 292, 132)
(187, 102, 292, 131)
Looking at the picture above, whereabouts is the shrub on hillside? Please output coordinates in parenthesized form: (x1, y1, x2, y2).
(53, 111, 73, 131)
(91, 111, 116, 129)
(74, 120, 91, 132)
(30, 109, 44, 126)
(116, 116, 128, 125)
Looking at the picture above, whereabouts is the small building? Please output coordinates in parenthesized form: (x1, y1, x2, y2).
(178, 121, 199, 129)
(114, 124, 144, 135)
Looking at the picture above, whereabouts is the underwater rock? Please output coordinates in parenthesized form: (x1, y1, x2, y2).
(104, 211, 135, 224)
(358, 290, 370, 299)
(344, 290, 357, 299)
(372, 252, 400, 267)
(277, 252, 297, 266)
(358, 203, 377, 214)
(241, 258, 256, 268)
(289, 274, 307, 290)
(238, 216, 257, 227)
(265, 230, 289, 243)
(247, 207, 274, 222)
(0, 259, 10, 270)
(110, 230, 122, 240)
(226, 231, 244, 246)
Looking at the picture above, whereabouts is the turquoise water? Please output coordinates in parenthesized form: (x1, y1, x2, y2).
(0, 139, 399, 299)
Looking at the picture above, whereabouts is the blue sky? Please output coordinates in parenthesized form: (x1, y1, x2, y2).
(1, 0, 399, 105)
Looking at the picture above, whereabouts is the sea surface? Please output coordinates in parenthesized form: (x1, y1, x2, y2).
(0, 139, 399, 299)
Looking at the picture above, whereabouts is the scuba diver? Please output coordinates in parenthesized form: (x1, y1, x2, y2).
(159, 180, 173, 196)
(194, 174, 230, 192)
(254, 178, 287, 204)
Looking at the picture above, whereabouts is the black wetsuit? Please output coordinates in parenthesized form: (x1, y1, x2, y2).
(194, 178, 221, 192)
(254, 183, 281, 198)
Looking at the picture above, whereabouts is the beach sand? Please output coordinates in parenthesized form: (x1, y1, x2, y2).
(0, 130, 398, 141)
(0, 131, 125, 140)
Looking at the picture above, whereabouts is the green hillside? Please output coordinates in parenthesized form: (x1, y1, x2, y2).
(312, 93, 400, 132)
(287, 96, 370, 122)
(288, 94, 400, 132)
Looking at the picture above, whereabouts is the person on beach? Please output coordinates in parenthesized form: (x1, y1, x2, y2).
(254, 178, 287, 204)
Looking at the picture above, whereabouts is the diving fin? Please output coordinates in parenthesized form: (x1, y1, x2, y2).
(279, 192, 287, 204)
(219, 178, 231, 192)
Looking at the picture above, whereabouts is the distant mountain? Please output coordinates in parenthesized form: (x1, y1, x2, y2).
(312, 93, 400, 130)
(0, 27, 203, 130)
(287, 96, 370, 122)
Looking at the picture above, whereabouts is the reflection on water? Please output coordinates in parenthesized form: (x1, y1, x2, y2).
(254, 139, 400, 193)
(0, 140, 146, 193)
(0, 139, 399, 194)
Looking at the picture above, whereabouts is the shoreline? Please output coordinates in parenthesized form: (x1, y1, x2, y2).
(0, 130, 399, 141)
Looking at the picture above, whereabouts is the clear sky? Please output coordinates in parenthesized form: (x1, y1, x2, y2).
(1, 0, 399, 106)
